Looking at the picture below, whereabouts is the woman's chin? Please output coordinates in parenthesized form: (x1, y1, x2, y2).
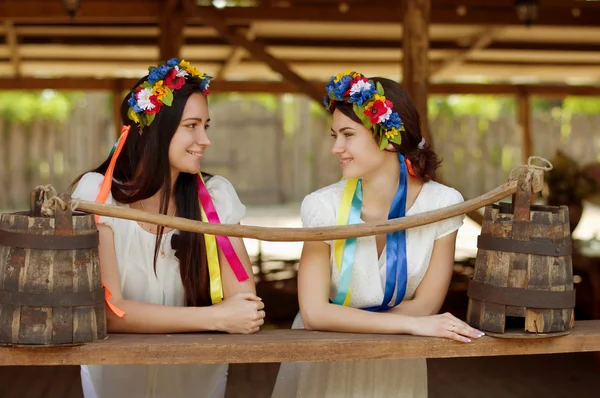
(341, 168, 361, 180)
(173, 163, 201, 176)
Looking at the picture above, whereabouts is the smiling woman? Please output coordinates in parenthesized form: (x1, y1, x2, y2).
(272, 72, 483, 398)
(68, 59, 265, 398)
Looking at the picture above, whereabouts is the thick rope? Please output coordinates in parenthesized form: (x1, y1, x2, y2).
(33, 185, 80, 217)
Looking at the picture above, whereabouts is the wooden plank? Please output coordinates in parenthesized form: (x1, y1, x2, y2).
(0, 78, 599, 98)
(0, 320, 599, 366)
(0, 0, 160, 23)
(433, 0, 600, 7)
(4, 2, 598, 26)
(189, 3, 323, 103)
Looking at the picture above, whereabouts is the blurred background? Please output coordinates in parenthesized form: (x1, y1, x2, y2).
(2, 0, 600, 397)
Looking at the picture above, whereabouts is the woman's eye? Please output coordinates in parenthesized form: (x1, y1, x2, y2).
(185, 123, 196, 129)
(205, 125, 211, 131)
(330, 133, 337, 139)
(344, 133, 353, 138)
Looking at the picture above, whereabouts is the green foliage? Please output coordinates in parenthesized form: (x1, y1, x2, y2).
(428, 95, 515, 119)
(0, 90, 78, 122)
(563, 96, 600, 114)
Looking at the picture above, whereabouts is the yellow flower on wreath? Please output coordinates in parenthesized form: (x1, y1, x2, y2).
(152, 80, 169, 101)
(180, 60, 202, 77)
(385, 127, 400, 140)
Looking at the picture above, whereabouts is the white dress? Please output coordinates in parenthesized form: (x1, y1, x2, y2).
(72, 172, 246, 398)
(272, 179, 465, 398)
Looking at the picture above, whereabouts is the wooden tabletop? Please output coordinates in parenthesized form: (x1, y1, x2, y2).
(2, 320, 599, 366)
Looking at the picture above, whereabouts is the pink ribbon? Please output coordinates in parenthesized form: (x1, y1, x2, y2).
(196, 174, 249, 282)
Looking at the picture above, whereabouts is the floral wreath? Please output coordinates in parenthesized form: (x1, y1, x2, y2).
(126, 58, 212, 128)
(324, 71, 404, 149)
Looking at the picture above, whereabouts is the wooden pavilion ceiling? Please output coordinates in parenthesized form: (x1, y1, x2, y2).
(1, 0, 600, 86)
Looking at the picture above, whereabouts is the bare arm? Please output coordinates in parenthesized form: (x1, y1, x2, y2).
(298, 241, 417, 334)
(100, 225, 263, 334)
(387, 231, 458, 317)
(219, 230, 256, 298)
(298, 238, 482, 342)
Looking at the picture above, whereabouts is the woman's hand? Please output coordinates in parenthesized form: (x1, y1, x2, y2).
(409, 312, 484, 343)
(212, 292, 266, 334)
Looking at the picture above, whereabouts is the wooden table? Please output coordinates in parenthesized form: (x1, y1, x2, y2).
(2, 320, 599, 366)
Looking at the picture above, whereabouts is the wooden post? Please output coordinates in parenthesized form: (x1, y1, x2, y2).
(4, 20, 21, 77)
(402, 0, 431, 144)
(113, 80, 125, 140)
(159, 0, 185, 61)
(518, 88, 533, 163)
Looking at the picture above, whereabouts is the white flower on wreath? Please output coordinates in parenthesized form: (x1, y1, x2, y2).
(349, 80, 372, 96)
(136, 87, 156, 111)
(175, 66, 188, 78)
(377, 106, 392, 124)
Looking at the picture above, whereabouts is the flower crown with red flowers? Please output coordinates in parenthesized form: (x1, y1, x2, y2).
(127, 58, 212, 128)
(324, 71, 404, 149)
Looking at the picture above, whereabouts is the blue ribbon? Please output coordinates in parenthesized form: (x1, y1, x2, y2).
(364, 153, 409, 311)
(333, 180, 363, 305)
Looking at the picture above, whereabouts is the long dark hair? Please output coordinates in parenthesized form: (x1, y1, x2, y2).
(331, 77, 441, 182)
(73, 77, 212, 307)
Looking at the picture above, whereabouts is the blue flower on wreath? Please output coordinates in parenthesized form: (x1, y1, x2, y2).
(333, 75, 352, 100)
(200, 78, 210, 92)
(127, 95, 142, 113)
(384, 111, 402, 129)
(166, 58, 181, 67)
(325, 80, 336, 97)
(148, 65, 171, 84)
(349, 82, 376, 106)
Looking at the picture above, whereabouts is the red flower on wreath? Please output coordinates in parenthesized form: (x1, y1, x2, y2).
(145, 96, 163, 115)
(164, 68, 185, 90)
(363, 96, 393, 125)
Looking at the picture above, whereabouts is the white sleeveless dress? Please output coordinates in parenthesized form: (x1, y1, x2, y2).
(272, 179, 465, 398)
(72, 172, 246, 398)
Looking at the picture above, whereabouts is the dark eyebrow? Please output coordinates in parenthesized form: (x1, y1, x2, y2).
(181, 117, 210, 123)
(331, 127, 355, 133)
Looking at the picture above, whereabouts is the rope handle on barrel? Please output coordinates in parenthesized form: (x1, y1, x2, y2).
(33, 185, 80, 217)
(508, 156, 553, 180)
(31, 157, 553, 242)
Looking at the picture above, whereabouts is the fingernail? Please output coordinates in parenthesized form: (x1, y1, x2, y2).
(479, 332, 485, 337)
(465, 338, 472, 343)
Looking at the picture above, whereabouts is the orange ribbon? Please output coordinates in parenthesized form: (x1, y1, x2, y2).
(405, 158, 417, 178)
(94, 125, 131, 318)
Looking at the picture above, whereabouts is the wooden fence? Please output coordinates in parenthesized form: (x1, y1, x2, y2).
(1, 94, 599, 210)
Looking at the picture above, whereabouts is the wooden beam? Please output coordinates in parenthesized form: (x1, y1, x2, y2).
(210, 5, 600, 26)
(190, 5, 323, 103)
(518, 88, 533, 164)
(1, 78, 600, 97)
(4, 20, 20, 77)
(431, 27, 502, 78)
(1, 321, 599, 366)
(159, 0, 185, 61)
(3, 2, 600, 26)
(432, 0, 600, 7)
(403, 0, 431, 143)
(0, 1, 160, 23)
(216, 25, 255, 80)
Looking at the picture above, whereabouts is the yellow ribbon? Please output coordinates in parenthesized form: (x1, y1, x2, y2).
(333, 178, 358, 306)
(201, 206, 223, 304)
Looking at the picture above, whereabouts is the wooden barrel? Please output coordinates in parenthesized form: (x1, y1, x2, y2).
(0, 193, 106, 346)
(466, 172, 575, 336)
